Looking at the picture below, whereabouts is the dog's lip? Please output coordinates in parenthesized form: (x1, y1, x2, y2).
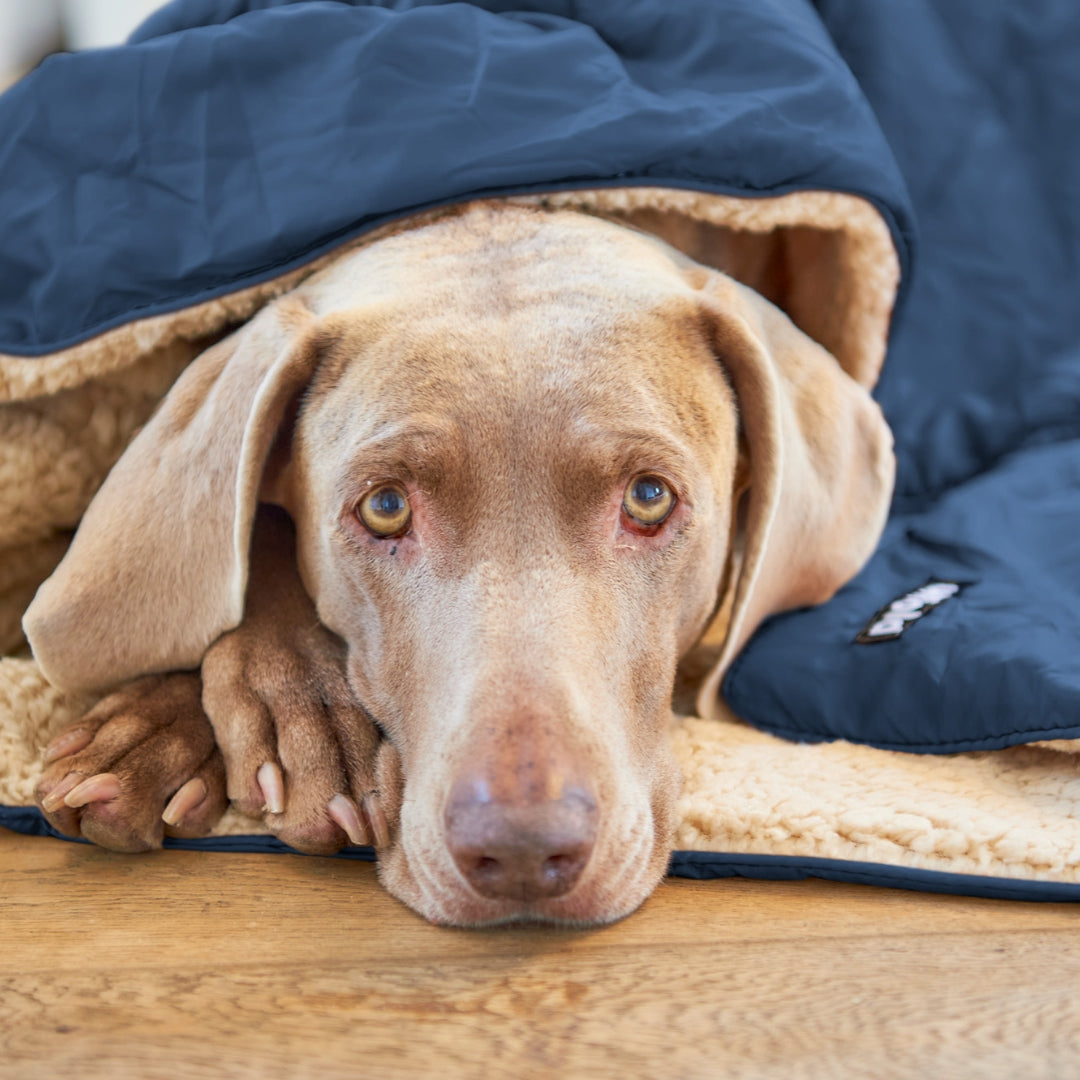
(433, 869, 653, 927)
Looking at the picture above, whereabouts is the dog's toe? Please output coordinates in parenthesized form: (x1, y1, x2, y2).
(160, 755, 228, 839)
(272, 801, 348, 855)
(201, 626, 387, 852)
(35, 673, 227, 851)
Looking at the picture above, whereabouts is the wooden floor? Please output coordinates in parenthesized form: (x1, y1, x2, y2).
(1, 827, 1079, 1079)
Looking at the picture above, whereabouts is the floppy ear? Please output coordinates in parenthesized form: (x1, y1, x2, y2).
(693, 272, 895, 718)
(23, 297, 322, 692)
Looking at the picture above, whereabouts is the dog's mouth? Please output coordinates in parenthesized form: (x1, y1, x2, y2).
(420, 817, 663, 928)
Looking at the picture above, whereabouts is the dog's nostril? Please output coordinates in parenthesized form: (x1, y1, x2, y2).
(473, 855, 502, 882)
(542, 853, 574, 880)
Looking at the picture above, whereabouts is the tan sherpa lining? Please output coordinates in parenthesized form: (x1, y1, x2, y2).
(673, 710, 1080, 882)
(6, 185, 1077, 893)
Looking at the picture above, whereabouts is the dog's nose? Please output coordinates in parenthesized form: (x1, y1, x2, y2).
(444, 776, 598, 902)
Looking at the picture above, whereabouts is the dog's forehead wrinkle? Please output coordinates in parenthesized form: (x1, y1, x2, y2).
(343, 416, 465, 465)
(306, 205, 691, 324)
(309, 354, 721, 516)
(301, 293, 718, 466)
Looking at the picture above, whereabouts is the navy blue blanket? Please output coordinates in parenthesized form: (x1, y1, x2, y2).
(1, 0, 1077, 755)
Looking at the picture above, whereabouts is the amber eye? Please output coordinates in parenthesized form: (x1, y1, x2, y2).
(622, 474, 675, 527)
(357, 483, 412, 537)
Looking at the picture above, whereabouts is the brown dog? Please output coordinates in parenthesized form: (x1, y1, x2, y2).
(24, 203, 893, 925)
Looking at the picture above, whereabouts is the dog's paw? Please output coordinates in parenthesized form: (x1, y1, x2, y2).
(200, 620, 387, 855)
(35, 673, 227, 852)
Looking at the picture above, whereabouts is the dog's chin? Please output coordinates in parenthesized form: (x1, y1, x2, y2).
(374, 810, 675, 928)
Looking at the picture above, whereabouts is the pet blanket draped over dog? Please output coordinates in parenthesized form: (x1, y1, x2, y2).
(2, 0, 1080, 901)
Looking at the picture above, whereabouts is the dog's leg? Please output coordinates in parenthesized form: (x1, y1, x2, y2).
(35, 672, 227, 851)
(201, 506, 387, 855)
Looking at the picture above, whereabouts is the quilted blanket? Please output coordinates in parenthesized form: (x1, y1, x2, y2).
(2, 0, 1080, 901)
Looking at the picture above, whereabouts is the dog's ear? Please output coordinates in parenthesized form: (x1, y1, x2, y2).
(692, 272, 895, 718)
(24, 297, 323, 692)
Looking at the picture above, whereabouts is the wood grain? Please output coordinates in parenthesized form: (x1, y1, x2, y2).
(2, 826, 1079, 1079)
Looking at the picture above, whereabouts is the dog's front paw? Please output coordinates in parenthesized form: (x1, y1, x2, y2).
(200, 622, 387, 855)
(35, 673, 227, 852)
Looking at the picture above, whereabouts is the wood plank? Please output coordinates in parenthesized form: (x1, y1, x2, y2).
(2, 826, 1079, 1079)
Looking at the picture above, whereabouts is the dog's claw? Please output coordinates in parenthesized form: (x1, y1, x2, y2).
(44, 728, 94, 763)
(363, 793, 391, 848)
(257, 761, 285, 814)
(162, 776, 209, 827)
(63, 772, 122, 808)
(328, 793, 369, 846)
(40, 771, 84, 813)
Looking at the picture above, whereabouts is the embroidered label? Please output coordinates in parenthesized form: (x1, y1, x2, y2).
(855, 579, 967, 644)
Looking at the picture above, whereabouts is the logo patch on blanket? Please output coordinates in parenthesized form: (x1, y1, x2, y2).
(855, 579, 969, 644)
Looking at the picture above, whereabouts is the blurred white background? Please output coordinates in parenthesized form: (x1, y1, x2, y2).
(1, 0, 168, 84)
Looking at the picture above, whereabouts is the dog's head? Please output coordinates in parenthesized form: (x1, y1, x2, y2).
(25, 203, 893, 924)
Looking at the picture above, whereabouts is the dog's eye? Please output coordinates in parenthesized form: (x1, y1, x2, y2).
(622, 474, 675, 527)
(357, 483, 412, 537)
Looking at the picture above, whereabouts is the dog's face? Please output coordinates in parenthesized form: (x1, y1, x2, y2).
(276, 211, 740, 922)
(26, 201, 894, 926)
